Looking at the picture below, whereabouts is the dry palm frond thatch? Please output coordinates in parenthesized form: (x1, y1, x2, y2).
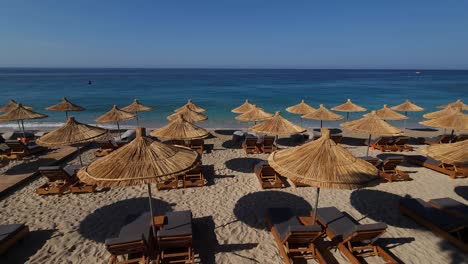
(232, 99, 255, 114)
(250, 111, 306, 136)
(151, 115, 209, 140)
(423, 106, 457, 119)
(302, 104, 344, 121)
(437, 99, 468, 111)
(95, 105, 136, 123)
(121, 99, 152, 113)
(341, 111, 403, 136)
(0, 99, 33, 112)
(367, 104, 408, 120)
(175, 99, 206, 113)
(419, 109, 468, 131)
(268, 128, 379, 189)
(390, 99, 424, 113)
(0, 104, 47, 121)
(168, 105, 208, 123)
(235, 105, 273, 122)
(46, 97, 85, 112)
(421, 140, 468, 166)
(331, 99, 366, 113)
(77, 127, 201, 187)
(37, 117, 107, 147)
(286, 100, 316, 115)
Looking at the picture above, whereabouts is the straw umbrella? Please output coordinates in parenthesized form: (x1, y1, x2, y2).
(390, 100, 424, 129)
(419, 108, 468, 142)
(0, 104, 48, 137)
(232, 99, 255, 114)
(0, 99, 33, 112)
(167, 105, 208, 123)
(421, 140, 468, 167)
(423, 105, 457, 120)
(77, 127, 201, 236)
(46, 97, 85, 120)
(286, 100, 316, 125)
(235, 105, 273, 125)
(151, 115, 209, 140)
(331, 99, 366, 120)
(121, 99, 152, 126)
(368, 104, 408, 121)
(250, 111, 306, 136)
(95, 105, 136, 138)
(341, 111, 403, 156)
(268, 128, 380, 223)
(437, 99, 468, 111)
(36, 117, 107, 166)
(175, 99, 206, 113)
(302, 104, 344, 128)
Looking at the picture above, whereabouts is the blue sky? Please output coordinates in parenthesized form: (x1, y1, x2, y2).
(1, 1, 468, 69)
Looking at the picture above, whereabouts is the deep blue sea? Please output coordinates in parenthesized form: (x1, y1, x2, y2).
(0, 68, 467, 129)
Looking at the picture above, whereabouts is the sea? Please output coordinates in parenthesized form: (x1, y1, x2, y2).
(0, 68, 467, 130)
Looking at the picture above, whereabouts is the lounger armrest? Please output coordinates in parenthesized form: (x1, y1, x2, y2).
(342, 223, 387, 241)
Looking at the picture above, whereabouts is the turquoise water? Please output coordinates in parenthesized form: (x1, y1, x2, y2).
(0, 68, 467, 129)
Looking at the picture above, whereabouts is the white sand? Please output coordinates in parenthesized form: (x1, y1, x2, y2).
(0, 129, 467, 264)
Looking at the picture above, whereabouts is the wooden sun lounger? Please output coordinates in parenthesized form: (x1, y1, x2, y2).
(266, 208, 327, 264)
(418, 134, 451, 145)
(189, 139, 204, 154)
(0, 224, 29, 255)
(253, 161, 284, 189)
(36, 165, 79, 195)
(183, 164, 205, 188)
(105, 213, 151, 264)
(399, 198, 468, 253)
(242, 137, 260, 154)
(261, 136, 277, 153)
(94, 140, 118, 157)
(171, 139, 188, 147)
(156, 211, 194, 264)
(375, 156, 410, 182)
(428, 198, 468, 220)
(392, 137, 413, 152)
(4, 140, 47, 159)
(407, 155, 467, 179)
(455, 134, 468, 142)
(156, 176, 181, 190)
(316, 207, 399, 264)
(372, 137, 397, 152)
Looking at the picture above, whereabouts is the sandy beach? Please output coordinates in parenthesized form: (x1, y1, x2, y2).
(0, 128, 467, 264)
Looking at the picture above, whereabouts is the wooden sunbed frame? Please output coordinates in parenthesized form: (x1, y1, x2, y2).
(106, 239, 150, 264)
(253, 163, 284, 189)
(5, 140, 47, 160)
(157, 235, 194, 264)
(70, 181, 97, 194)
(183, 165, 205, 188)
(261, 137, 277, 153)
(392, 137, 413, 152)
(189, 139, 204, 154)
(407, 156, 467, 179)
(156, 176, 181, 190)
(0, 225, 29, 255)
(378, 158, 410, 182)
(266, 215, 327, 264)
(242, 138, 259, 154)
(372, 137, 397, 152)
(36, 167, 78, 195)
(399, 202, 468, 253)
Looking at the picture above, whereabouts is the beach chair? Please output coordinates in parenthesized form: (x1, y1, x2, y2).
(261, 136, 276, 153)
(359, 156, 380, 166)
(418, 134, 451, 145)
(455, 134, 468, 142)
(266, 208, 326, 264)
(4, 139, 46, 159)
(407, 155, 467, 179)
(372, 137, 396, 152)
(375, 156, 410, 182)
(171, 139, 188, 147)
(156, 176, 181, 190)
(189, 139, 204, 154)
(316, 207, 399, 264)
(242, 137, 259, 154)
(331, 134, 343, 144)
(399, 198, 468, 253)
(391, 137, 413, 152)
(36, 165, 80, 195)
(0, 224, 29, 255)
(428, 198, 468, 220)
(94, 139, 117, 157)
(183, 164, 205, 188)
(105, 213, 151, 264)
(253, 161, 284, 189)
(157, 211, 194, 264)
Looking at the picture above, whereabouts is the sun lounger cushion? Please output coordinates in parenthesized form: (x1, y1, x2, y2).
(158, 211, 192, 238)
(429, 198, 468, 218)
(268, 208, 321, 242)
(64, 164, 81, 176)
(400, 198, 466, 231)
(408, 155, 441, 166)
(342, 223, 387, 241)
(105, 212, 151, 246)
(254, 161, 268, 174)
(0, 224, 26, 243)
(316, 207, 356, 240)
(232, 131, 245, 143)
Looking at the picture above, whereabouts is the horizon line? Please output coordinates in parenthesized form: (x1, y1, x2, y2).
(1, 67, 468, 71)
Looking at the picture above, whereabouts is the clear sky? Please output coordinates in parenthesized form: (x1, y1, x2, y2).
(1, 1, 468, 69)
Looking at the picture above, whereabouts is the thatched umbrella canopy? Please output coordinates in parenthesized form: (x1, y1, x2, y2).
(286, 100, 316, 125)
(421, 140, 468, 166)
(235, 105, 273, 124)
(167, 105, 208, 123)
(302, 104, 344, 128)
(437, 99, 468, 111)
(46, 97, 85, 119)
(96, 105, 136, 137)
(151, 115, 209, 140)
(368, 104, 408, 121)
(231, 99, 255, 114)
(37, 117, 107, 165)
(419, 108, 468, 142)
(78, 127, 200, 235)
(0, 104, 48, 137)
(423, 105, 457, 119)
(391, 99, 424, 114)
(121, 99, 153, 126)
(0, 99, 33, 112)
(175, 99, 206, 113)
(268, 128, 379, 223)
(250, 111, 306, 136)
(331, 99, 366, 120)
(341, 111, 403, 156)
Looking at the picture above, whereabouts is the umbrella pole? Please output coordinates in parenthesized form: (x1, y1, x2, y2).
(320, 120, 323, 128)
(346, 112, 349, 120)
(450, 129, 454, 143)
(117, 122, 122, 138)
(147, 183, 157, 238)
(17, 120, 21, 132)
(366, 134, 372, 157)
(312, 187, 321, 224)
(65, 111, 68, 120)
(76, 145, 83, 166)
(136, 111, 140, 127)
(21, 120, 26, 138)
(403, 111, 407, 129)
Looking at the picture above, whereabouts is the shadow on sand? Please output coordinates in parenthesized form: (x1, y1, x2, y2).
(214, 130, 238, 136)
(79, 197, 172, 242)
(225, 158, 264, 173)
(0, 229, 56, 264)
(4, 158, 56, 176)
(203, 165, 235, 185)
(454, 186, 468, 201)
(234, 191, 312, 229)
(221, 140, 241, 149)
